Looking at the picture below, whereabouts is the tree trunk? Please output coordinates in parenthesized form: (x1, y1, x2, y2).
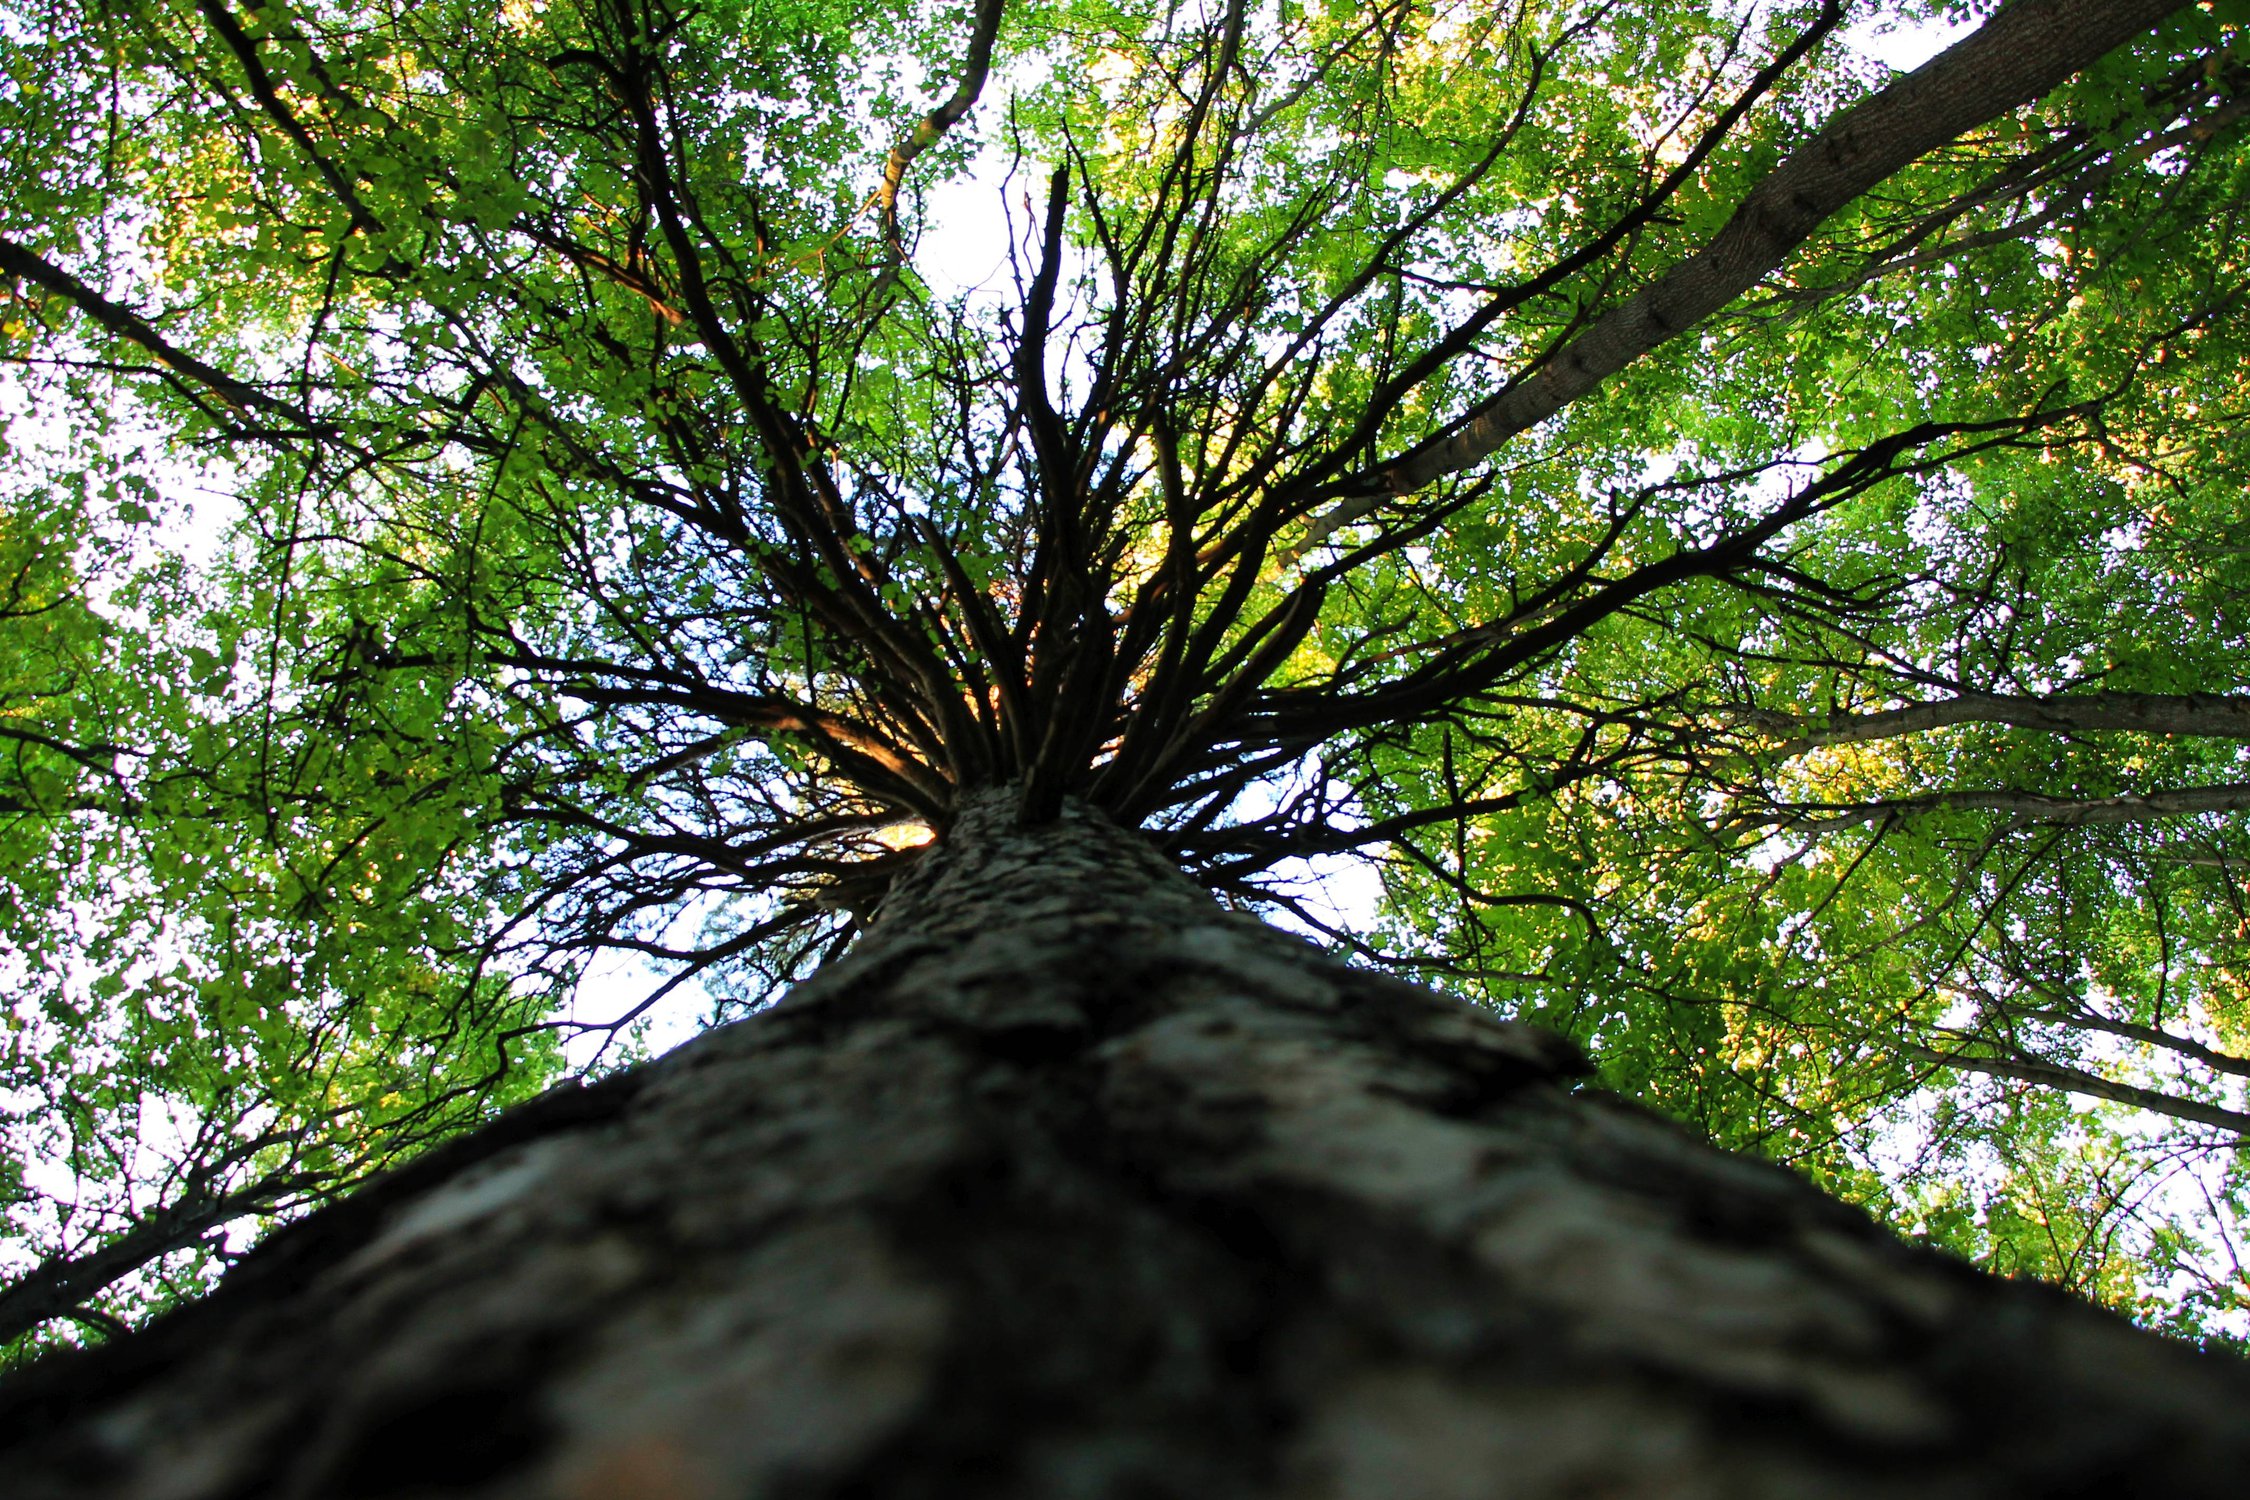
(4, 794, 2247, 1498)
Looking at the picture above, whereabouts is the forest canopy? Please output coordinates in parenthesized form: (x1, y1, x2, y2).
(4, 0, 2249, 1357)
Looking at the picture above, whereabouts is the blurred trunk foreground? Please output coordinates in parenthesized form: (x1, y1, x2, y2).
(3, 794, 2248, 1498)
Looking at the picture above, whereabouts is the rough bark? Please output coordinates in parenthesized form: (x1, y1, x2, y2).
(4, 794, 2249, 1499)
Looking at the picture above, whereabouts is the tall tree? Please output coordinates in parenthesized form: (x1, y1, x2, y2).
(5, 0, 2250, 1487)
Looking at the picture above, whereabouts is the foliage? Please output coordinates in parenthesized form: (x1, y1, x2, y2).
(3, 0, 2247, 1354)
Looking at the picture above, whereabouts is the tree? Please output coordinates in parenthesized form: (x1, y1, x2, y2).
(5, 0, 2250, 1486)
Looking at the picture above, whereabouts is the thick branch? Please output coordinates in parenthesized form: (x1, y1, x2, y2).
(876, 0, 1006, 260)
(1739, 690, 2250, 754)
(0, 238, 316, 429)
(1746, 781, 2250, 836)
(1908, 1042, 2250, 1135)
(0, 1174, 305, 1346)
(194, 0, 378, 233)
(1982, 995, 2250, 1084)
(1310, 0, 2188, 540)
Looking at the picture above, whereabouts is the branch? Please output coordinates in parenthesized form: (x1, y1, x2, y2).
(1906, 1042, 2250, 1136)
(1744, 87, 2250, 318)
(0, 237, 318, 430)
(1736, 690, 2250, 754)
(876, 0, 1007, 261)
(1267, 413, 2050, 740)
(0, 1171, 310, 1346)
(194, 0, 379, 233)
(1307, 0, 2190, 541)
(1743, 781, 2250, 837)
(1979, 994, 2250, 1084)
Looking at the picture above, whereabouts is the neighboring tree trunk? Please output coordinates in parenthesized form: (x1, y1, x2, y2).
(3, 794, 2248, 1498)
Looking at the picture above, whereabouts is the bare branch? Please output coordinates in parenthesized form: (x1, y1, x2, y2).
(1742, 782, 2250, 838)
(877, 0, 1007, 261)
(1736, 690, 2250, 755)
(1907, 1042, 2250, 1136)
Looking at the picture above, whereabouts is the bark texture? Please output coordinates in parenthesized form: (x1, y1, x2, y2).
(5, 795, 2249, 1499)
